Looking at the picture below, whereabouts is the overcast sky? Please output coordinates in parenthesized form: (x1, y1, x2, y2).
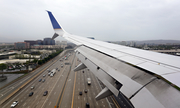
(0, 0, 180, 42)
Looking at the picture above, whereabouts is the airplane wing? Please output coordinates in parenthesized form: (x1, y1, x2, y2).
(47, 11, 180, 108)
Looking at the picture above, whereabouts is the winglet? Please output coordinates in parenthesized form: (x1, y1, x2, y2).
(47, 11, 61, 29)
(46, 11, 64, 39)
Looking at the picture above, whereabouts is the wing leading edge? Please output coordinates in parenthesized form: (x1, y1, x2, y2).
(46, 11, 180, 108)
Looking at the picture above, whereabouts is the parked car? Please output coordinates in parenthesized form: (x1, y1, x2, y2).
(43, 91, 48, 96)
(29, 92, 34, 96)
(11, 101, 18, 108)
(43, 74, 46, 77)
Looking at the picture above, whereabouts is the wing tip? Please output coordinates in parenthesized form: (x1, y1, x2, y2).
(46, 10, 62, 29)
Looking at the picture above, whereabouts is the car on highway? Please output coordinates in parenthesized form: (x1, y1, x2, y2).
(43, 91, 48, 96)
(61, 64, 63, 68)
(29, 92, 34, 96)
(39, 79, 42, 82)
(43, 74, 46, 77)
(84, 89, 88, 93)
(86, 103, 90, 108)
(31, 86, 34, 90)
(79, 91, 82, 95)
(42, 79, 45, 82)
(48, 72, 51, 76)
(11, 101, 18, 108)
(56, 68, 58, 70)
(82, 71, 84, 73)
(58, 69, 60, 71)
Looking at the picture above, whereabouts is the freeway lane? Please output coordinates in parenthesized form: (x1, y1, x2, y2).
(58, 57, 118, 108)
(0, 50, 74, 108)
(1, 49, 120, 108)
(41, 52, 75, 108)
(0, 49, 66, 100)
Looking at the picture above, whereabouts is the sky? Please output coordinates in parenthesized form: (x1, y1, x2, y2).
(0, 0, 180, 42)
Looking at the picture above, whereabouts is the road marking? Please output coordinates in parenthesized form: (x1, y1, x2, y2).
(112, 96, 121, 108)
(89, 97, 91, 100)
(96, 102, 99, 105)
(71, 71, 77, 108)
(54, 92, 56, 95)
(84, 97, 85, 101)
(103, 105, 105, 107)
(49, 102, 51, 105)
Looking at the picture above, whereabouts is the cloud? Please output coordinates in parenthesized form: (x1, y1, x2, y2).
(0, 0, 180, 42)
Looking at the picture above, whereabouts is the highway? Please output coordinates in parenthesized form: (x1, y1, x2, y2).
(0, 49, 119, 108)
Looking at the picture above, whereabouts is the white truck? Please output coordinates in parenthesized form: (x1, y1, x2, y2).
(50, 69, 56, 77)
(87, 78, 91, 85)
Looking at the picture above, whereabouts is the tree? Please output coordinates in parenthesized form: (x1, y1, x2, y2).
(42, 59, 45, 64)
(38, 60, 43, 65)
(0, 63, 7, 76)
(44, 57, 48, 62)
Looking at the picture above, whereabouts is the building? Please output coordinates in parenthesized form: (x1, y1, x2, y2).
(24, 40, 37, 46)
(43, 38, 55, 45)
(120, 41, 127, 46)
(61, 41, 67, 49)
(14, 42, 30, 49)
(56, 41, 60, 45)
(36, 40, 43, 45)
(130, 41, 136, 47)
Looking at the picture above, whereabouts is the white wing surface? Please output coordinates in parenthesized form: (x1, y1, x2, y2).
(47, 11, 180, 108)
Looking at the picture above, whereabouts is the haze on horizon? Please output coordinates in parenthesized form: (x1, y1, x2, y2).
(0, 0, 180, 42)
